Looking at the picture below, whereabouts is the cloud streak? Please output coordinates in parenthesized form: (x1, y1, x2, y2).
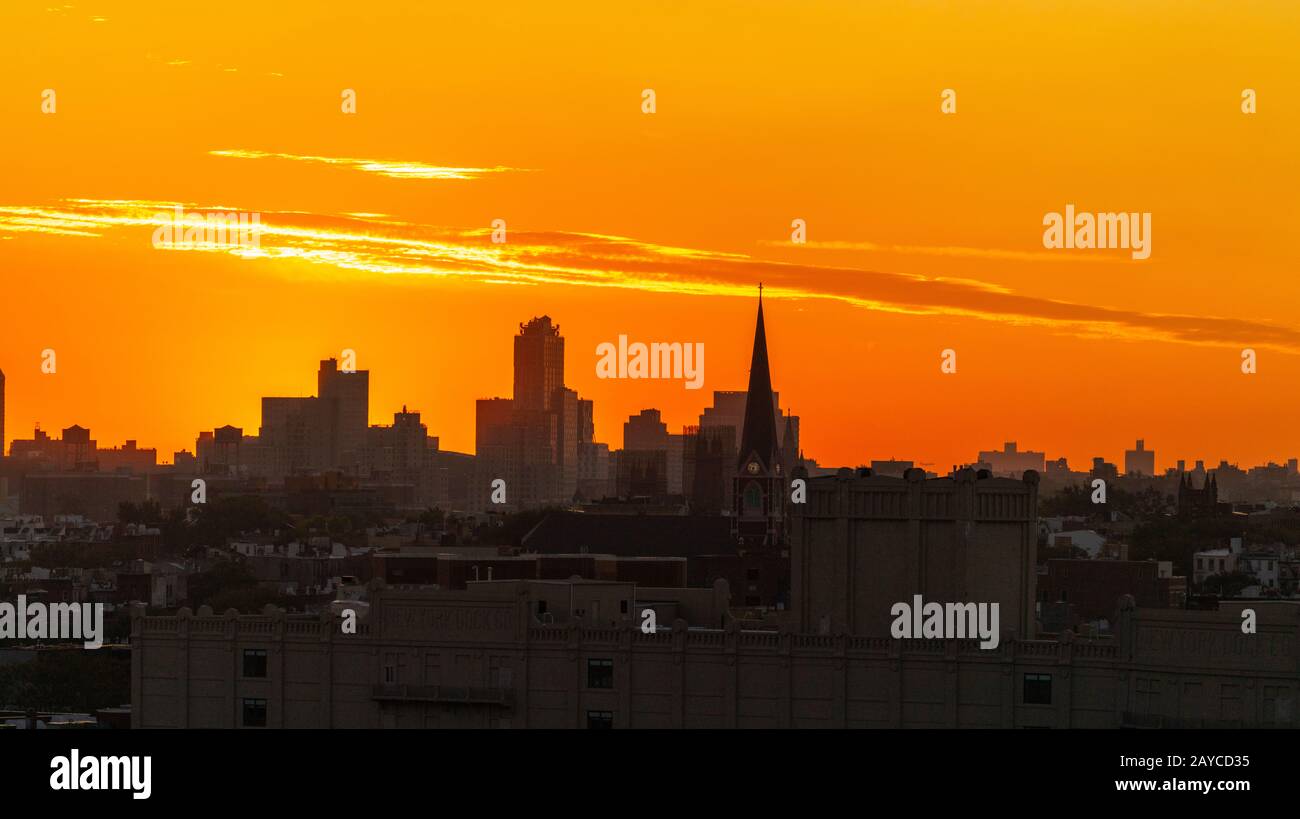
(209, 149, 529, 180)
(0, 198, 1293, 353)
(759, 239, 1111, 264)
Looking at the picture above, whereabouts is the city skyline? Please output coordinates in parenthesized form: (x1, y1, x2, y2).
(3, 2, 1299, 474)
(3, 320, 1300, 478)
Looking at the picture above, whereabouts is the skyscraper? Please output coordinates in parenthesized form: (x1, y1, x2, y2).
(734, 289, 786, 548)
(514, 316, 564, 412)
(318, 358, 370, 473)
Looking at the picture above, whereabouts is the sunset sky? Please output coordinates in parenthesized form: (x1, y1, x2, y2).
(2, 1, 1298, 471)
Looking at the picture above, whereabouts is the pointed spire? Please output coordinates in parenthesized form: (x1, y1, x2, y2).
(738, 288, 779, 470)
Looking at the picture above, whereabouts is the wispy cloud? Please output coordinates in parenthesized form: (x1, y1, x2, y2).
(209, 149, 530, 181)
(0, 198, 1292, 354)
(760, 239, 1110, 263)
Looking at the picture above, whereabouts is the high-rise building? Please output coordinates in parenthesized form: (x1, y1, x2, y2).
(514, 316, 564, 413)
(624, 409, 668, 451)
(734, 290, 786, 549)
(253, 359, 370, 479)
(574, 397, 611, 499)
(616, 409, 670, 498)
(477, 318, 608, 510)
(318, 357, 370, 473)
(1124, 438, 1155, 476)
(259, 396, 325, 476)
(553, 387, 580, 501)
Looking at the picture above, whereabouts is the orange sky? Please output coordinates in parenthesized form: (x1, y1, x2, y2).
(1, 1, 1298, 471)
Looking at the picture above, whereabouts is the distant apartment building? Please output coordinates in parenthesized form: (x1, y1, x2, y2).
(1039, 559, 1184, 624)
(197, 425, 245, 477)
(1090, 457, 1120, 481)
(366, 408, 443, 509)
(19, 472, 145, 521)
(1193, 538, 1242, 585)
(616, 410, 671, 499)
(255, 358, 369, 480)
(318, 357, 370, 473)
(976, 442, 1044, 477)
(11, 425, 98, 471)
(1238, 551, 1281, 590)
(1124, 439, 1155, 476)
(869, 459, 912, 478)
(1047, 529, 1106, 558)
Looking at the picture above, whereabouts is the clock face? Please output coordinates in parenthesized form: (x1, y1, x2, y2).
(747, 462, 760, 475)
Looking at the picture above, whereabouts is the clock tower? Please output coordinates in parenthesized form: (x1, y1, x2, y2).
(733, 286, 786, 550)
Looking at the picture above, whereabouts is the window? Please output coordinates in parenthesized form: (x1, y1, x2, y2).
(537, 600, 548, 615)
(1023, 673, 1052, 705)
(383, 652, 404, 684)
(242, 649, 267, 678)
(586, 710, 614, 729)
(242, 698, 267, 727)
(1220, 684, 1243, 721)
(746, 567, 760, 581)
(619, 599, 628, 615)
(1136, 677, 1160, 712)
(587, 658, 614, 689)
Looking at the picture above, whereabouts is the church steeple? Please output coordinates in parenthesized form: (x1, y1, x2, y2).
(738, 285, 779, 471)
(732, 286, 787, 550)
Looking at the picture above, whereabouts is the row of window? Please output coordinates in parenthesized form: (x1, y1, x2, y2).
(239, 680, 1052, 728)
(242, 652, 1055, 710)
(581, 675, 1054, 726)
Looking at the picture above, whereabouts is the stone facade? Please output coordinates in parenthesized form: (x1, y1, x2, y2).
(130, 588, 1300, 729)
(791, 468, 1039, 640)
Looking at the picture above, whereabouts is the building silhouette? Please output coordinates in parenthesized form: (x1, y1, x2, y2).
(1178, 471, 1230, 517)
(1124, 438, 1155, 476)
(318, 357, 370, 473)
(976, 441, 1045, 477)
(733, 290, 786, 549)
(514, 316, 564, 413)
(476, 317, 607, 509)
(790, 466, 1039, 638)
